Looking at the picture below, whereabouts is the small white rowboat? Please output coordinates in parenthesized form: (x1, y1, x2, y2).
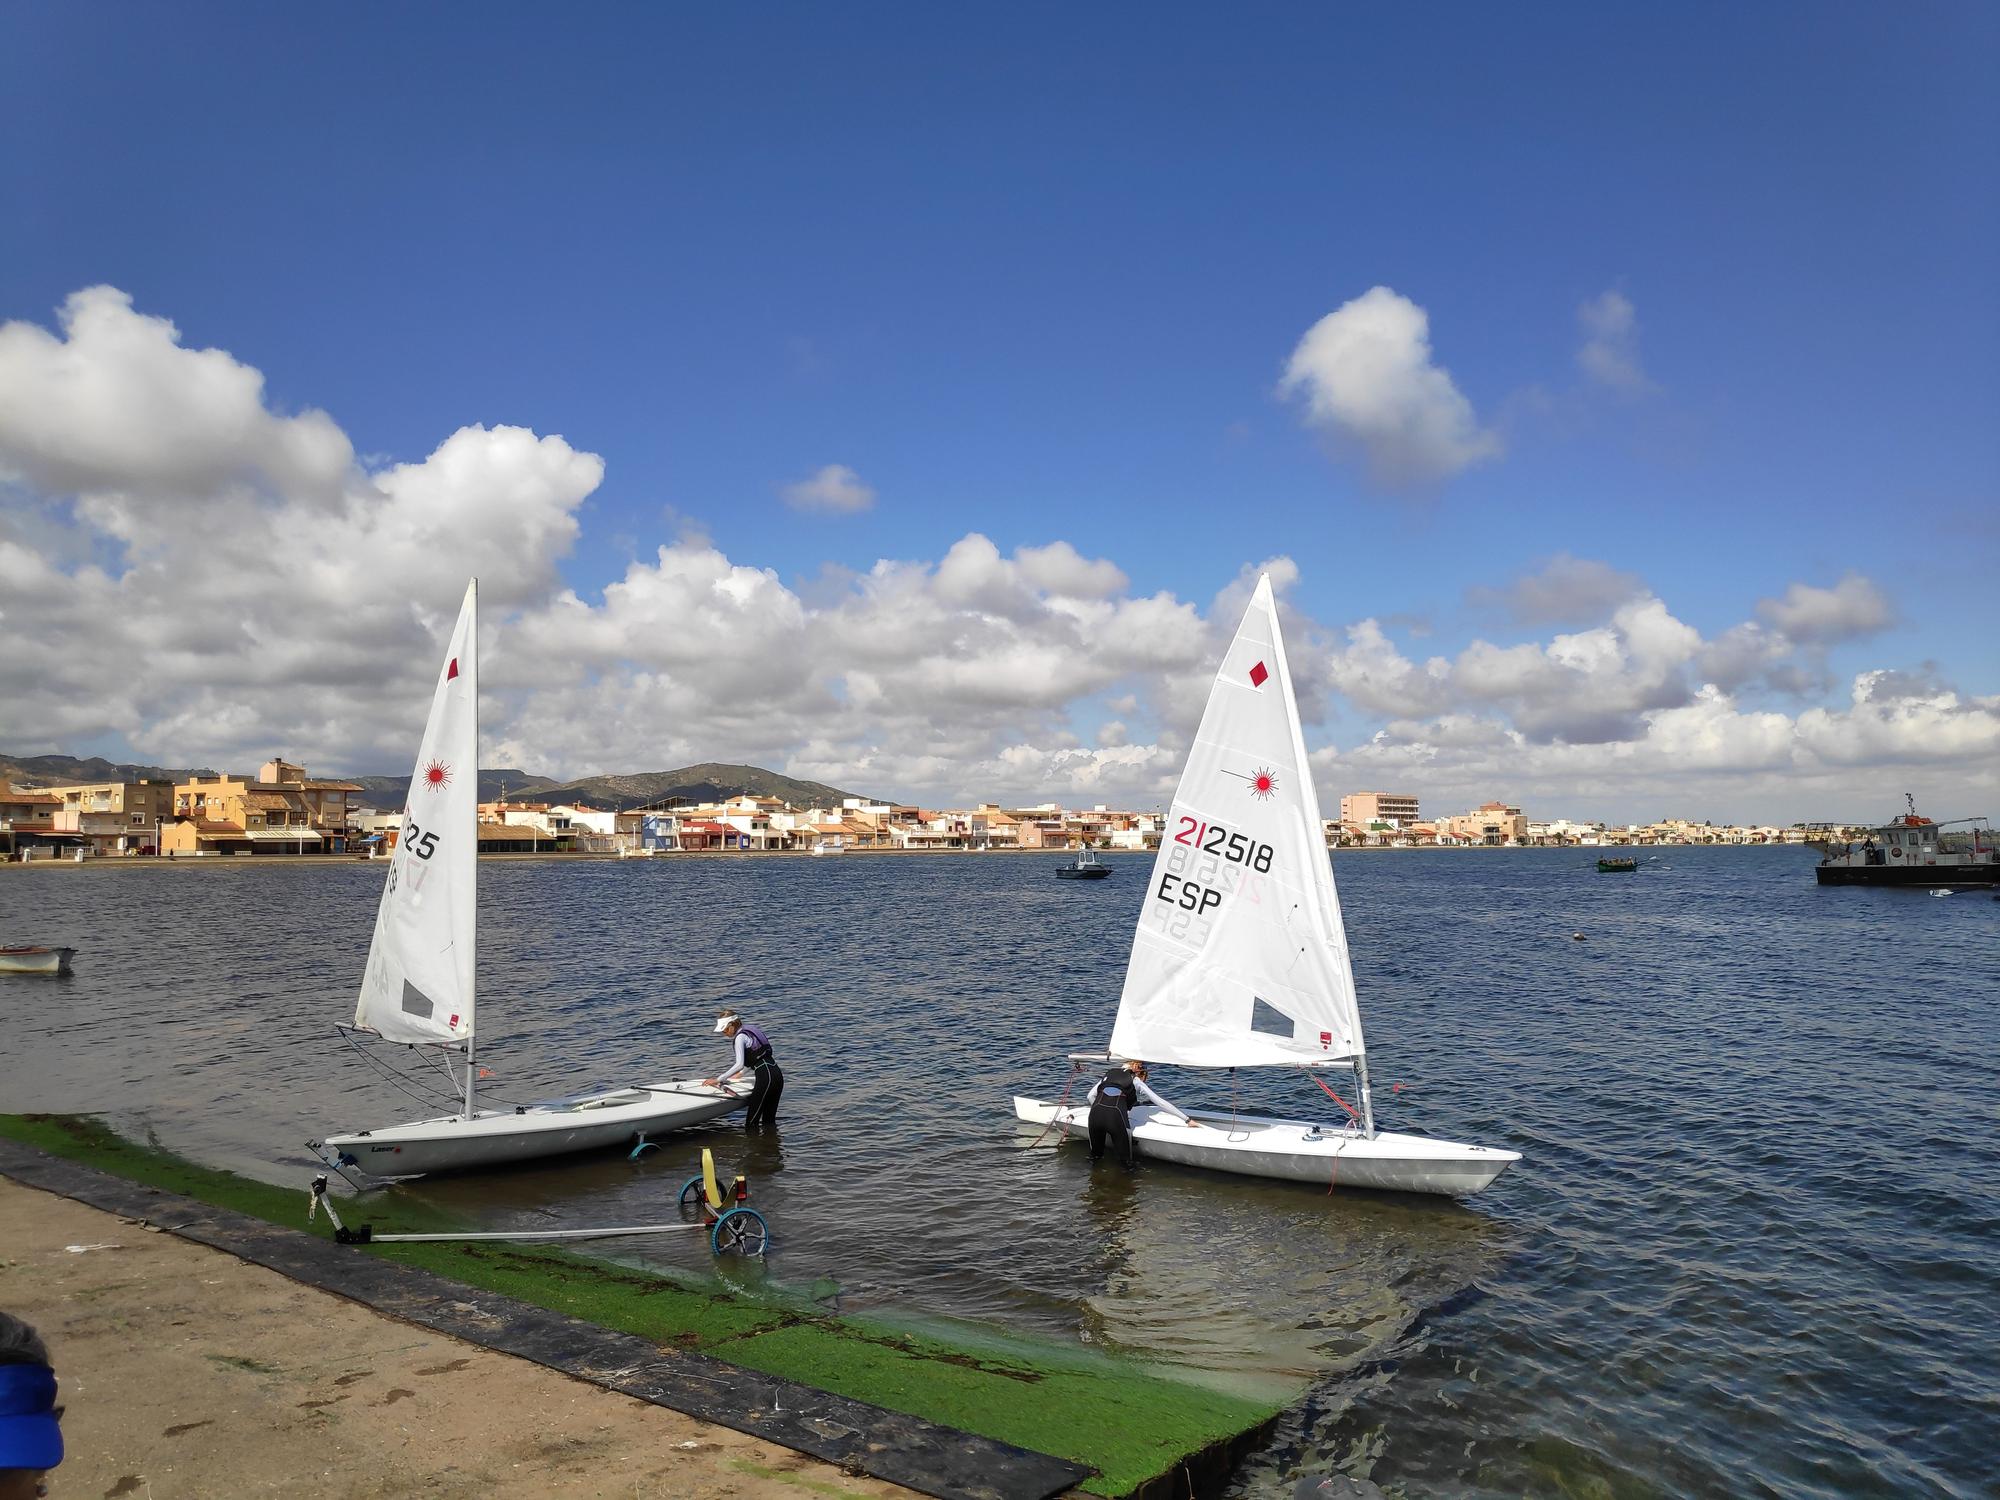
(0, 946, 77, 976)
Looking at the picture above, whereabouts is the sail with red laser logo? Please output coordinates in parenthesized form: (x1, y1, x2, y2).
(352, 580, 479, 1047)
(1110, 573, 1363, 1069)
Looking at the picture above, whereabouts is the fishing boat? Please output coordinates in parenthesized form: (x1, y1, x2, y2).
(311, 581, 748, 1178)
(1812, 797, 1998, 888)
(0, 946, 77, 976)
(1597, 856, 1638, 873)
(1013, 574, 1519, 1198)
(1055, 848, 1112, 880)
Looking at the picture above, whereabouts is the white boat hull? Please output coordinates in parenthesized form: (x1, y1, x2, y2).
(321, 1078, 750, 1176)
(1013, 1096, 1519, 1198)
(0, 946, 76, 976)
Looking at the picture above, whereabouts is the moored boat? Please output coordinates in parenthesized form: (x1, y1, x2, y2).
(0, 945, 77, 976)
(1814, 797, 1998, 888)
(1055, 848, 1112, 880)
(1597, 856, 1638, 873)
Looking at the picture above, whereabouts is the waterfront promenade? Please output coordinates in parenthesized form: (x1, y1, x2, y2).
(2, 1176, 916, 1500)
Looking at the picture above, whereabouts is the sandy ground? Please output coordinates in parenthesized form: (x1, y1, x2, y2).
(1, 1179, 918, 1499)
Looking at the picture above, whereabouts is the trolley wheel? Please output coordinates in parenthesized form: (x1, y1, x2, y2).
(711, 1207, 769, 1257)
(677, 1176, 708, 1219)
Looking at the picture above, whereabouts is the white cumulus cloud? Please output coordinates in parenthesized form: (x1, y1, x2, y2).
(781, 463, 876, 514)
(1469, 553, 1646, 626)
(1278, 286, 1500, 489)
(0, 287, 1990, 824)
(1757, 574, 1893, 644)
(1576, 289, 1654, 393)
(0, 286, 353, 506)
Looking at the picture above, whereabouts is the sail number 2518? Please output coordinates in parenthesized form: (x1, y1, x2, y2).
(1173, 817, 1273, 872)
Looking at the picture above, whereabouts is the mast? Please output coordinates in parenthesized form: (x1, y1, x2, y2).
(462, 577, 479, 1120)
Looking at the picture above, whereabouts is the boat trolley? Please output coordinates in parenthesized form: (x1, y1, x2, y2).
(307, 1146, 771, 1257)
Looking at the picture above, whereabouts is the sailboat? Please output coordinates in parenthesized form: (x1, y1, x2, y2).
(1013, 575, 1519, 1197)
(312, 580, 749, 1177)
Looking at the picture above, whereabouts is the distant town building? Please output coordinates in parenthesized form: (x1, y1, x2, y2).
(1340, 791, 1419, 828)
(1438, 801, 1527, 845)
(27, 777, 176, 856)
(162, 759, 360, 856)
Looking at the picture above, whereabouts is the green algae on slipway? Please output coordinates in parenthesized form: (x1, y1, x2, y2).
(0, 1114, 1285, 1497)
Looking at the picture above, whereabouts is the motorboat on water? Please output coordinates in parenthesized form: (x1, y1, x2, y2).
(311, 581, 745, 1179)
(1055, 848, 1112, 880)
(0, 946, 77, 976)
(1812, 797, 1998, 888)
(1597, 856, 1638, 873)
(1013, 574, 1519, 1198)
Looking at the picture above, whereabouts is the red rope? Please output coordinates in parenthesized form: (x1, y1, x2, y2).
(1303, 1068, 1362, 1124)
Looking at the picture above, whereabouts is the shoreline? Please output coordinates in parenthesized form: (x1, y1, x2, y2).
(0, 1116, 1283, 1499)
(3, 842, 1819, 871)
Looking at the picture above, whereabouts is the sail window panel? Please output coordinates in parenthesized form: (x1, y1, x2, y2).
(1249, 996, 1294, 1037)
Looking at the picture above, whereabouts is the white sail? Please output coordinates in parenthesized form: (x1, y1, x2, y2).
(1108, 573, 1364, 1069)
(353, 580, 479, 1047)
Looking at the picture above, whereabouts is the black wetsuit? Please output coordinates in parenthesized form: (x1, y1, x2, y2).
(1087, 1066, 1141, 1167)
(734, 1023, 783, 1129)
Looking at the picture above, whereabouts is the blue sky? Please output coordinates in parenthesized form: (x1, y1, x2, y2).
(2, 4, 1995, 820)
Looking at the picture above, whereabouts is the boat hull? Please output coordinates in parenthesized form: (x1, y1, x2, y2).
(1055, 867, 1112, 880)
(0, 946, 76, 976)
(1815, 863, 1999, 887)
(321, 1079, 750, 1176)
(1013, 1097, 1519, 1198)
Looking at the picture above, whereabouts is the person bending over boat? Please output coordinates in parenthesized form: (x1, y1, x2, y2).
(1087, 1060, 1198, 1167)
(705, 1012, 783, 1130)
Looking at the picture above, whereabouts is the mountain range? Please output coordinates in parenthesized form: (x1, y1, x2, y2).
(1, 752, 863, 812)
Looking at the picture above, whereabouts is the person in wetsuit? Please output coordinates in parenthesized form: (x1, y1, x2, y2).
(1086, 1060, 1197, 1167)
(704, 1012, 784, 1129)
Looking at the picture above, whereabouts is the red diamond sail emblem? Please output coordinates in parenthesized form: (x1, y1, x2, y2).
(1248, 661, 1269, 687)
(446, 657, 459, 682)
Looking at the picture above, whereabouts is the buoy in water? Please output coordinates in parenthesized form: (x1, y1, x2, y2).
(1571, 931, 1586, 941)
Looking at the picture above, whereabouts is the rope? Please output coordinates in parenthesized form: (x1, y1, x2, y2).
(335, 1028, 533, 1113)
(1302, 1067, 1362, 1125)
(336, 1027, 460, 1112)
(1027, 1062, 1085, 1149)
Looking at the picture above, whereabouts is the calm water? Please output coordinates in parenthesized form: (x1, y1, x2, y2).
(4, 849, 1997, 1498)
